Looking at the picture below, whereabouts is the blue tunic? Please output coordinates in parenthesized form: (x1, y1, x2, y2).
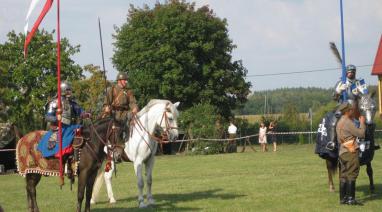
(37, 124, 81, 157)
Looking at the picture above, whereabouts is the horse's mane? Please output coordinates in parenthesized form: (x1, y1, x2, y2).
(93, 117, 113, 126)
(137, 99, 177, 117)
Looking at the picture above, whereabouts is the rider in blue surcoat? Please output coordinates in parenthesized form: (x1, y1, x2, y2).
(333, 64, 368, 106)
(38, 81, 88, 174)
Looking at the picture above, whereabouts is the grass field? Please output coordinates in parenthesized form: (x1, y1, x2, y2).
(1, 144, 381, 211)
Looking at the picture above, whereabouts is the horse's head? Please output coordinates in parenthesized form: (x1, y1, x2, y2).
(358, 92, 376, 125)
(156, 101, 180, 142)
(139, 100, 180, 142)
(87, 118, 124, 161)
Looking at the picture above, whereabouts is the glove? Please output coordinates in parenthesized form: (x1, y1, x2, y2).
(335, 83, 347, 94)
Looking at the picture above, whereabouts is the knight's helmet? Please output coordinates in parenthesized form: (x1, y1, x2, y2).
(60, 81, 72, 97)
(116, 72, 128, 81)
(346, 64, 356, 73)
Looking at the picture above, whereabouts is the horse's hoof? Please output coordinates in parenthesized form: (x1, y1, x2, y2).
(148, 198, 155, 206)
(329, 187, 335, 192)
(139, 202, 147, 208)
(109, 197, 117, 204)
(90, 199, 96, 205)
(370, 188, 375, 194)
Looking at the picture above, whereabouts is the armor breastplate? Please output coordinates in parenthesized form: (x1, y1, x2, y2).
(345, 79, 368, 102)
(61, 98, 73, 125)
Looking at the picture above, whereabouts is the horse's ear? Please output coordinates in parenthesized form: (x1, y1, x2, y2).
(174, 102, 180, 108)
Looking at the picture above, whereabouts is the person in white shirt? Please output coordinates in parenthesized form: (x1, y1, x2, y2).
(227, 121, 237, 153)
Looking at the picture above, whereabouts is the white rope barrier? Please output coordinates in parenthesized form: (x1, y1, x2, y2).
(172, 131, 317, 143)
(2, 129, 382, 150)
(172, 129, 382, 143)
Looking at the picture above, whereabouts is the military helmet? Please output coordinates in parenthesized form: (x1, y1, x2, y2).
(346, 64, 356, 73)
(116, 72, 128, 81)
(60, 81, 72, 96)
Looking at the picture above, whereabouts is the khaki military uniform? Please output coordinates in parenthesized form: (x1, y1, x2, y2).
(103, 84, 137, 124)
(102, 84, 137, 144)
(336, 116, 365, 181)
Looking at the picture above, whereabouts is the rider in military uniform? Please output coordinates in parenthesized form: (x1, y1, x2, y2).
(336, 103, 365, 205)
(102, 72, 138, 143)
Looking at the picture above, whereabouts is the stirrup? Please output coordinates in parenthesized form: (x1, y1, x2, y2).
(325, 141, 335, 151)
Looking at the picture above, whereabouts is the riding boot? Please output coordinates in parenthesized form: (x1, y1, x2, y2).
(347, 180, 363, 205)
(339, 180, 347, 204)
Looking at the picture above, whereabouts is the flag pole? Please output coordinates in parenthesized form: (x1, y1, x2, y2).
(56, 0, 64, 186)
(340, 0, 347, 102)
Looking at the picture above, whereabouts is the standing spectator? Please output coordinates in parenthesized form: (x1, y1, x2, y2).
(259, 122, 267, 152)
(226, 121, 237, 153)
(269, 121, 277, 152)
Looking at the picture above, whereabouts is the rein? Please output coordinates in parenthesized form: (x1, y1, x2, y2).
(130, 108, 177, 152)
(84, 119, 117, 162)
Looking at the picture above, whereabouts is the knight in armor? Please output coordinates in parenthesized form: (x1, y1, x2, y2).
(45, 81, 84, 129)
(38, 81, 89, 180)
(336, 103, 365, 205)
(333, 64, 368, 107)
(102, 72, 138, 143)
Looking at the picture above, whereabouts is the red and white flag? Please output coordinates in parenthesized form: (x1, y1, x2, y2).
(24, 0, 54, 57)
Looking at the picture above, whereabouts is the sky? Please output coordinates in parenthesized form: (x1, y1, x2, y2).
(1, 0, 382, 92)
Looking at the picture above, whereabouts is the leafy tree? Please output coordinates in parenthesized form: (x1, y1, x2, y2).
(112, 0, 251, 118)
(72, 64, 109, 117)
(0, 30, 83, 132)
(237, 87, 333, 115)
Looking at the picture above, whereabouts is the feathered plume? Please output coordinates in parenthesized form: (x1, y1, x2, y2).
(329, 42, 342, 65)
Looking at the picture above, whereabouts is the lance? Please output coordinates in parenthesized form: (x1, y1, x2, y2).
(98, 17, 110, 105)
(56, 0, 64, 187)
(98, 18, 117, 176)
(339, 0, 347, 102)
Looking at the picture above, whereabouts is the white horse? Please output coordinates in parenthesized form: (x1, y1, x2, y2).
(91, 99, 179, 207)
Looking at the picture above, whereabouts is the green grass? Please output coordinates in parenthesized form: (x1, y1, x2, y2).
(1, 144, 381, 211)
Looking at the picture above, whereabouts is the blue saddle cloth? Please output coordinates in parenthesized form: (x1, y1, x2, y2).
(37, 124, 81, 157)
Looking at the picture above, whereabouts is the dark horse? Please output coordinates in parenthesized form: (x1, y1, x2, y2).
(16, 118, 121, 212)
(315, 93, 378, 193)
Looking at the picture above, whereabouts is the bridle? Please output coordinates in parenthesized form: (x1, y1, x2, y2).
(84, 119, 118, 162)
(130, 105, 178, 152)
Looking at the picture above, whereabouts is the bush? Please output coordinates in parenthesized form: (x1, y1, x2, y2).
(179, 103, 224, 154)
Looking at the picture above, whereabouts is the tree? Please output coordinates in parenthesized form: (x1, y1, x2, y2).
(112, 0, 251, 118)
(72, 64, 110, 117)
(0, 30, 83, 132)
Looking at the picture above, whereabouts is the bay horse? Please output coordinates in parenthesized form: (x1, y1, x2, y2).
(316, 93, 378, 192)
(16, 117, 121, 212)
(91, 99, 180, 208)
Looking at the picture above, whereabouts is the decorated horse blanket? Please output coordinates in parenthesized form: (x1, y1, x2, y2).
(16, 131, 77, 177)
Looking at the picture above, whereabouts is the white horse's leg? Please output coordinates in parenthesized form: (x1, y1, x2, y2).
(104, 161, 116, 203)
(91, 167, 104, 204)
(134, 160, 146, 208)
(145, 154, 156, 205)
